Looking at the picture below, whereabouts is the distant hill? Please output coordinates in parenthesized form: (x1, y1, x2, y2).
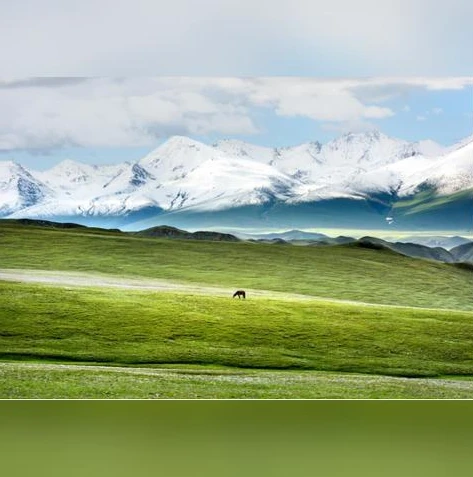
(2, 218, 122, 234)
(450, 242, 473, 263)
(308, 236, 357, 246)
(356, 236, 456, 263)
(397, 235, 472, 250)
(249, 229, 329, 241)
(12, 218, 87, 229)
(4, 218, 472, 263)
(1, 219, 240, 243)
(244, 230, 357, 245)
(250, 238, 290, 245)
(135, 225, 240, 242)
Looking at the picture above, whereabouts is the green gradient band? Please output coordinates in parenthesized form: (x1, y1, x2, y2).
(1, 401, 472, 477)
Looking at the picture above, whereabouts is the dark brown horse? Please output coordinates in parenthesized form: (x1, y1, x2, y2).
(233, 290, 246, 299)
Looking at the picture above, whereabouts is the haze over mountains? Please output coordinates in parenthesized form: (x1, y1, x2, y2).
(1, 131, 472, 231)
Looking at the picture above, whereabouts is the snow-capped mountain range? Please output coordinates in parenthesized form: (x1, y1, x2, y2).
(1, 131, 472, 230)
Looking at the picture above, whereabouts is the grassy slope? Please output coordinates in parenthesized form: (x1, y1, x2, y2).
(3, 362, 473, 399)
(2, 281, 473, 378)
(0, 221, 472, 310)
(2, 221, 473, 398)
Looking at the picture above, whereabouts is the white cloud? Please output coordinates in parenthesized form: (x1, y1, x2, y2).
(0, 76, 471, 151)
(0, 78, 259, 151)
(396, 77, 473, 90)
(210, 78, 397, 122)
(416, 115, 427, 122)
(275, 90, 394, 122)
(432, 107, 443, 115)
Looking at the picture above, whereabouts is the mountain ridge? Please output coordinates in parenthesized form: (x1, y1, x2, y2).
(1, 131, 472, 231)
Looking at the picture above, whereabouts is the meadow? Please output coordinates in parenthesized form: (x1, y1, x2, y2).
(1, 220, 473, 398)
(1, 220, 472, 310)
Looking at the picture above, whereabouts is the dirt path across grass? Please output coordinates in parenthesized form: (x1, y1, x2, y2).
(0, 267, 469, 313)
(0, 267, 316, 300)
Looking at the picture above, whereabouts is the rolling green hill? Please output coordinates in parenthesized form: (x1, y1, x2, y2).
(2, 219, 473, 397)
(134, 225, 240, 241)
(0, 220, 472, 310)
(1, 281, 473, 379)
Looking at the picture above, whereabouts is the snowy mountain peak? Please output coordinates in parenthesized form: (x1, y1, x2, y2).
(212, 139, 276, 164)
(165, 135, 204, 147)
(340, 130, 383, 142)
(48, 159, 93, 177)
(155, 135, 206, 154)
(0, 160, 49, 215)
(326, 130, 392, 150)
(307, 140, 323, 150)
(0, 160, 29, 175)
(139, 136, 233, 183)
(0, 131, 469, 226)
(447, 134, 473, 154)
(0, 160, 44, 183)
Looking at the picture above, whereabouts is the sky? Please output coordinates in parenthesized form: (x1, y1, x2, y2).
(0, 77, 472, 170)
(0, 1, 472, 170)
(1, 0, 473, 77)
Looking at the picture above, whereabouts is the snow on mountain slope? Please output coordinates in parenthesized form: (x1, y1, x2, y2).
(101, 163, 156, 195)
(213, 131, 445, 188)
(348, 135, 472, 197)
(272, 142, 324, 180)
(9, 137, 301, 218)
(213, 139, 326, 181)
(139, 136, 230, 182)
(348, 155, 437, 195)
(283, 132, 445, 198)
(137, 136, 303, 212)
(13, 158, 161, 219)
(37, 159, 129, 192)
(153, 156, 301, 212)
(0, 161, 51, 216)
(317, 131, 412, 167)
(1, 131, 467, 225)
(399, 137, 473, 196)
(413, 139, 446, 157)
(212, 139, 277, 164)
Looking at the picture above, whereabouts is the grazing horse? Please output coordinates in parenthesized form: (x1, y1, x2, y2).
(233, 290, 246, 299)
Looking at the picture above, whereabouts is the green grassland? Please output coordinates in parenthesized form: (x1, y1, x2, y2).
(2, 281, 473, 376)
(1, 220, 473, 398)
(4, 362, 473, 399)
(1, 281, 473, 398)
(0, 221, 472, 310)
